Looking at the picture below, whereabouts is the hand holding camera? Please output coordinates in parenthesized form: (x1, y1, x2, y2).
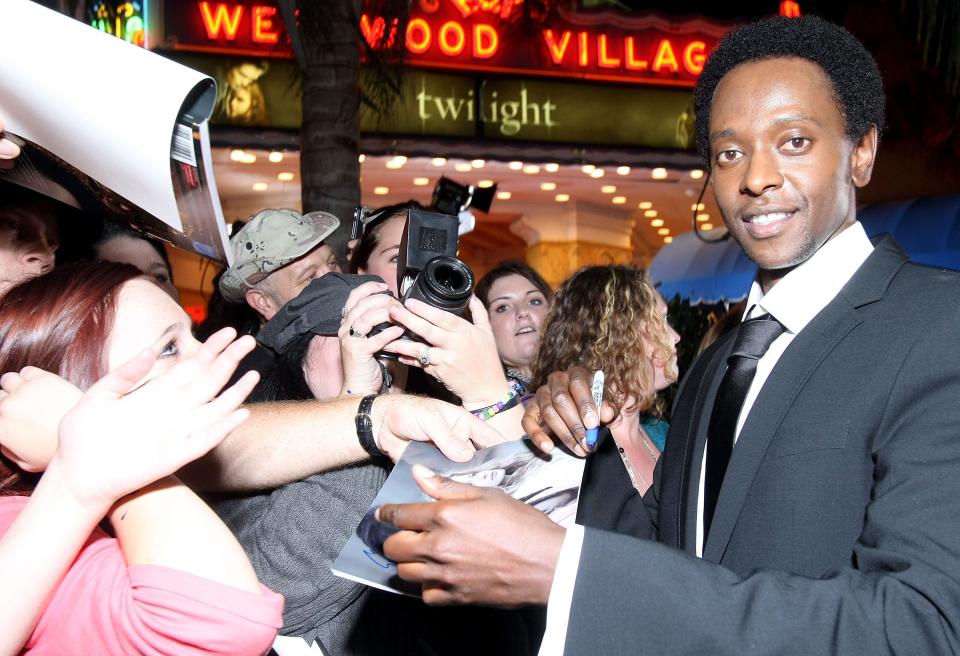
(384, 295, 512, 407)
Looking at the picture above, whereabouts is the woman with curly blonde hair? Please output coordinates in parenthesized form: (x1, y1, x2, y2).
(533, 265, 679, 496)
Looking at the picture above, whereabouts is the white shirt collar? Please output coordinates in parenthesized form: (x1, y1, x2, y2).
(743, 221, 874, 334)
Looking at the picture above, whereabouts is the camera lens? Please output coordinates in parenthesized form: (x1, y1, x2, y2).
(417, 257, 474, 314)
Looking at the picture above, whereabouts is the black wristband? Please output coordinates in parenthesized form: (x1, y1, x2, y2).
(355, 394, 382, 458)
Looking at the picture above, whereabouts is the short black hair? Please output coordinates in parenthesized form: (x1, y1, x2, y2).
(694, 15, 885, 164)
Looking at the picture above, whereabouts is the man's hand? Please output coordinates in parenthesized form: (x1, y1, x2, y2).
(521, 365, 616, 456)
(373, 395, 507, 462)
(380, 464, 565, 607)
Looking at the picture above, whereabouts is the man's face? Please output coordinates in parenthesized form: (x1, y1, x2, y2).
(708, 57, 876, 282)
(0, 203, 58, 297)
(257, 242, 340, 319)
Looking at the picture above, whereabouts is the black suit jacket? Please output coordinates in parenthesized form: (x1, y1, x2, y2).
(565, 236, 960, 655)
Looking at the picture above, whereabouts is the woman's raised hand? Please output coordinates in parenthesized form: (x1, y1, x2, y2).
(52, 328, 259, 511)
(383, 296, 511, 406)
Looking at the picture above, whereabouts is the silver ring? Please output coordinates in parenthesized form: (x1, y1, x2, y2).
(419, 347, 431, 366)
(341, 305, 348, 320)
(348, 325, 364, 338)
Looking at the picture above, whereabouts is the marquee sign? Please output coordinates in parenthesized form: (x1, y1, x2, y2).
(162, 0, 729, 88)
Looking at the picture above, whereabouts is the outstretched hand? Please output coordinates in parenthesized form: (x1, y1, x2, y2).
(52, 328, 259, 511)
(380, 464, 564, 606)
(373, 394, 508, 463)
(522, 365, 616, 456)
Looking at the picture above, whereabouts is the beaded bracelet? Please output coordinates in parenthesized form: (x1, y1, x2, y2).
(470, 380, 524, 421)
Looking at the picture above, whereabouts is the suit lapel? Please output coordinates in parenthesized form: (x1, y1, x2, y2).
(701, 234, 909, 563)
(659, 334, 732, 553)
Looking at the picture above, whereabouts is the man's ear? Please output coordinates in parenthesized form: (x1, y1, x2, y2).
(245, 287, 277, 321)
(851, 125, 878, 188)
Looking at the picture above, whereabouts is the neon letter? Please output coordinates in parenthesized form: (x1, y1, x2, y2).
(542, 29, 571, 65)
(624, 36, 647, 70)
(597, 34, 620, 68)
(473, 23, 499, 59)
(780, 1, 801, 17)
(406, 18, 431, 54)
(682, 40, 706, 74)
(438, 21, 466, 56)
(198, 1, 243, 41)
(651, 39, 679, 73)
(360, 14, 385, 47)
(252, 6, 280, 44)
(578, 31, 589, 67)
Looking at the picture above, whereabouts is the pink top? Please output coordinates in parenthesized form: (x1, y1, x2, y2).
(1, 495, 284, 656)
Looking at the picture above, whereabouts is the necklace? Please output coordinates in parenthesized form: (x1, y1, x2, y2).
(615, 425, 660, 494)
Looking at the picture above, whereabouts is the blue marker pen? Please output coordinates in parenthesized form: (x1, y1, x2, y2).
(585, 369, 604, 449)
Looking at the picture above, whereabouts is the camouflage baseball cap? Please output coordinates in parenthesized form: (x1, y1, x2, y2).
(220, 208, 340, 303)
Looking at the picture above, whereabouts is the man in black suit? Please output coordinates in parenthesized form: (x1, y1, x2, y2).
(377, 15, 960, 654)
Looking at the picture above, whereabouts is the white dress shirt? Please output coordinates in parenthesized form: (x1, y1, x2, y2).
(538, 222, 875, 656)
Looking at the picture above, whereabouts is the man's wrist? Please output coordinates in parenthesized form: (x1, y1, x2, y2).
(354, 394, 383, 458)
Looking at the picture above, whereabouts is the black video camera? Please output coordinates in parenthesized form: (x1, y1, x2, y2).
(370, 208, 475, 351)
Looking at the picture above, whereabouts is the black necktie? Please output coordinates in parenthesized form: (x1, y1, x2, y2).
(703, 313, 785, 541)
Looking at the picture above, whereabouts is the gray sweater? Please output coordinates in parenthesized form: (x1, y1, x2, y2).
(214, 459, 390, 653)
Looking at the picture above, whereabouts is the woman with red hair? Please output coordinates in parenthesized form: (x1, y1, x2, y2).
(0, 261, 283, 655)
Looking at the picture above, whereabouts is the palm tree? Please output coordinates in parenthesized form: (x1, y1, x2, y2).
(282, 0, 412, 250)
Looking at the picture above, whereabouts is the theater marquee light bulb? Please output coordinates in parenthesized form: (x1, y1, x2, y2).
(652, 167, 668, 179)
(644, 209, 658, 218)
(252, 182, 268, 191)
(523, 164, 540, 174)
(581, 164, 595, 174)
(413, 177, 430, 186)
(545, 163, 560, 172)
(268, 151, 284, 163)
(478, 180, 495, 188)
(601, 185, 616, 194)
(689, 169, 704, 179)
(555, 193, 570, 202)
(638, 201, 653, 210)
(697, 213, 710, 222)
(616, 166, 631, 175)
(657, 227, 670, 235)
(432, 157, 446, 166)
(590, 168, 604, 178)
(509, 161, 524, 170)
(651, 218, 664, 227)
(612, 196, 626, 204)
(541, 182, 557, 191)
(497, 191, 512, 200)
(277, 172, 295, 182)
(664, 236, 673, 244)
(374, 186, 389, 195)
(230, 149, 246, 162)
